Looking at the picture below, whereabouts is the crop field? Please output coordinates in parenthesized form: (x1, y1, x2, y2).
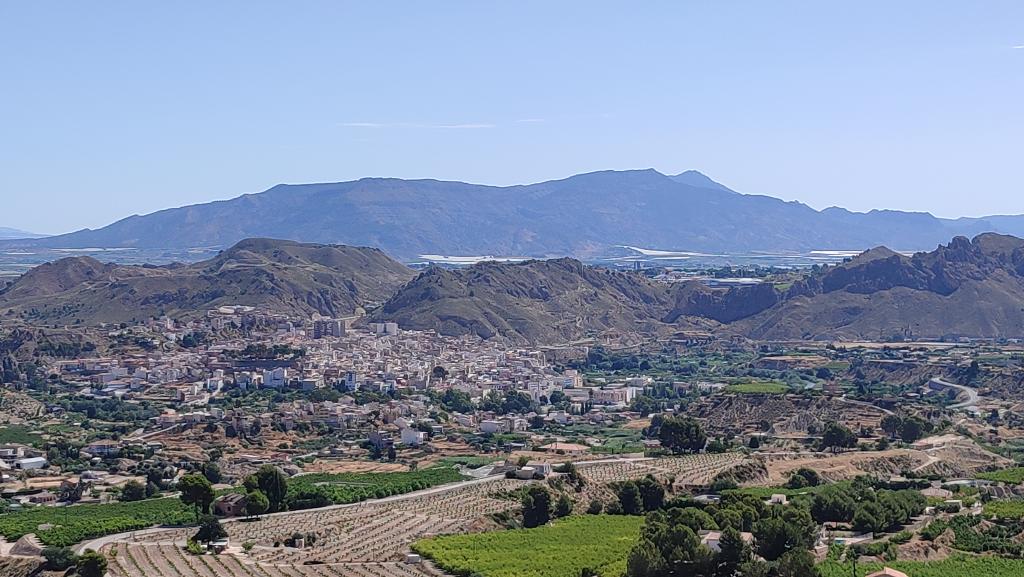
(289, 467, 465, 505)
(818, 556, 1024, 577)
(84, 454, 747, 577)
(413, 515, 644, 577)
(976, 466, 1024, 484)
(724, 382, 790, 394)
(0, 497, 195, 547)
(983, 499, 1024, 519)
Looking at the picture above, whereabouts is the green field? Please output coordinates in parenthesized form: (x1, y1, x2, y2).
(724, 382, 790, 394)
(976, 467, 1024, 484)
(0, 425, 43, 446)
(983, 499, 1024, 519)
(413, 515, 644, 577)
(819, 556, 1024, 577)
(289, 466, 464, 506)
(0, 497, 195, 547)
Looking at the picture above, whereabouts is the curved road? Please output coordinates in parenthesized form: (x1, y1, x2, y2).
(930, 377, 980, 411)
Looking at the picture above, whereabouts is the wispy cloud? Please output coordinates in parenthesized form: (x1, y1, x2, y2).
(515, 118, 545, 123)
(340, 121, 495, 129)
(1014, 45, 1024, 49)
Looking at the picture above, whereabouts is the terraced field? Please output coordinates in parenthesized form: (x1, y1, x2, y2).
(95, 454, 746, 577)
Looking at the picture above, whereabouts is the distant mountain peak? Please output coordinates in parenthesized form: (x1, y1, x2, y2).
(670, 170, 735, 193)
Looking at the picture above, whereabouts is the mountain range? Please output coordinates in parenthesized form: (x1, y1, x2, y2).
(4, 234, 1024, 343)
(3, 170, 1023, 259)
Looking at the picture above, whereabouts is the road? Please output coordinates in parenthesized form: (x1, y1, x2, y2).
(930, 377, 981, 412)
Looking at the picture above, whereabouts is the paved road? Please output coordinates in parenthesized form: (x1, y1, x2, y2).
(930, 377, 981, 411)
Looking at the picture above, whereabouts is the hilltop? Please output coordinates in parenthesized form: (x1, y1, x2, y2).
(373, 258, 687, 343)
(4, 170, 1023, 259)
(0, 238, 415, 324)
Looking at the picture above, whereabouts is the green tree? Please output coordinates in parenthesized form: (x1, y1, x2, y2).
(715, 526, 749, 577)
(194, 514, 228, 543)
(246, 489, 270, 519)
(819, 421, 856, 453)
(121, 479, 146, 502)
(775, 548, 820, 577)
(555, 493, 574, 518)
(252, 464, 289, 512)
(752, 507, 817, 561)
(42, 546, 78, 571)
(202, 461, 222, 484)
(637, 476, 665, 512)
(618, 481, 644, 515)
(77, 549, 108, 577)
(658, 415, 707, 454)
(178, 473, 215, 518)
(522, 485, 552, 528)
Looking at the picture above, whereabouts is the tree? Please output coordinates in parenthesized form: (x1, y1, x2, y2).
(387, 445, 397, 462)
(880, 415, 902, 439)
(618, 481, 644, 515)
(121, 480, 146, 502)
(77, 549, 108, 577)
(194, 514, 228, 543)
(775, 548, 820, 577)
(522, 485, 552, 528)
(42, 546, 78, 570)
(899, 416, 928, 443)
(252, 464, 289, 512)
(658, 416, 707, 454)
(819, 422, 856, 453)
(555, 494, 574, 518)
(637, 476, 665, 512)
(440, 388, 473, 413)
(202, 461, 222, 484)
(715, 526, 749, 577)
(178, 473, 215, 518)
(246, 490, 269, 519)
(587, 499, 604, 514)
(752, 507, 817, 561)
(431, 365, 449, 381)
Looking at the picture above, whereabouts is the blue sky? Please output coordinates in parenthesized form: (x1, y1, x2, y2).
(1, 1, 1022, 234)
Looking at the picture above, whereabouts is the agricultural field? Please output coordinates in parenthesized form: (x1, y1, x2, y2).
(85, 454, 741, 577)
(724, 382, 790, 394)
(982, 499, 1024, 519)
(818, 556, 1024, 577)
(0, 497, 195, 546)
(413, 515, 644, 577)
(289, 467, 465, 506)
(0, 424, 43, 445)
(976, 466, 1024, 484)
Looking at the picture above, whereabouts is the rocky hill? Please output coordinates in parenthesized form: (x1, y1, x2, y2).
(373, 258, 685, 343)
(733, 233, 1024, 340)
(4, 170, 1023, 259)
(376, 233, 1024, 343)
(0, 239, 415, 324)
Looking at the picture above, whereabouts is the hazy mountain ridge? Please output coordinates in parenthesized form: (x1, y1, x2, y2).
(0, 227, 46, 240)
(4, 170, 1023, 259)
(0, 239, 415, 324)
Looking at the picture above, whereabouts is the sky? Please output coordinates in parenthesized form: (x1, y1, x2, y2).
(1, 1, 1022, 235)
